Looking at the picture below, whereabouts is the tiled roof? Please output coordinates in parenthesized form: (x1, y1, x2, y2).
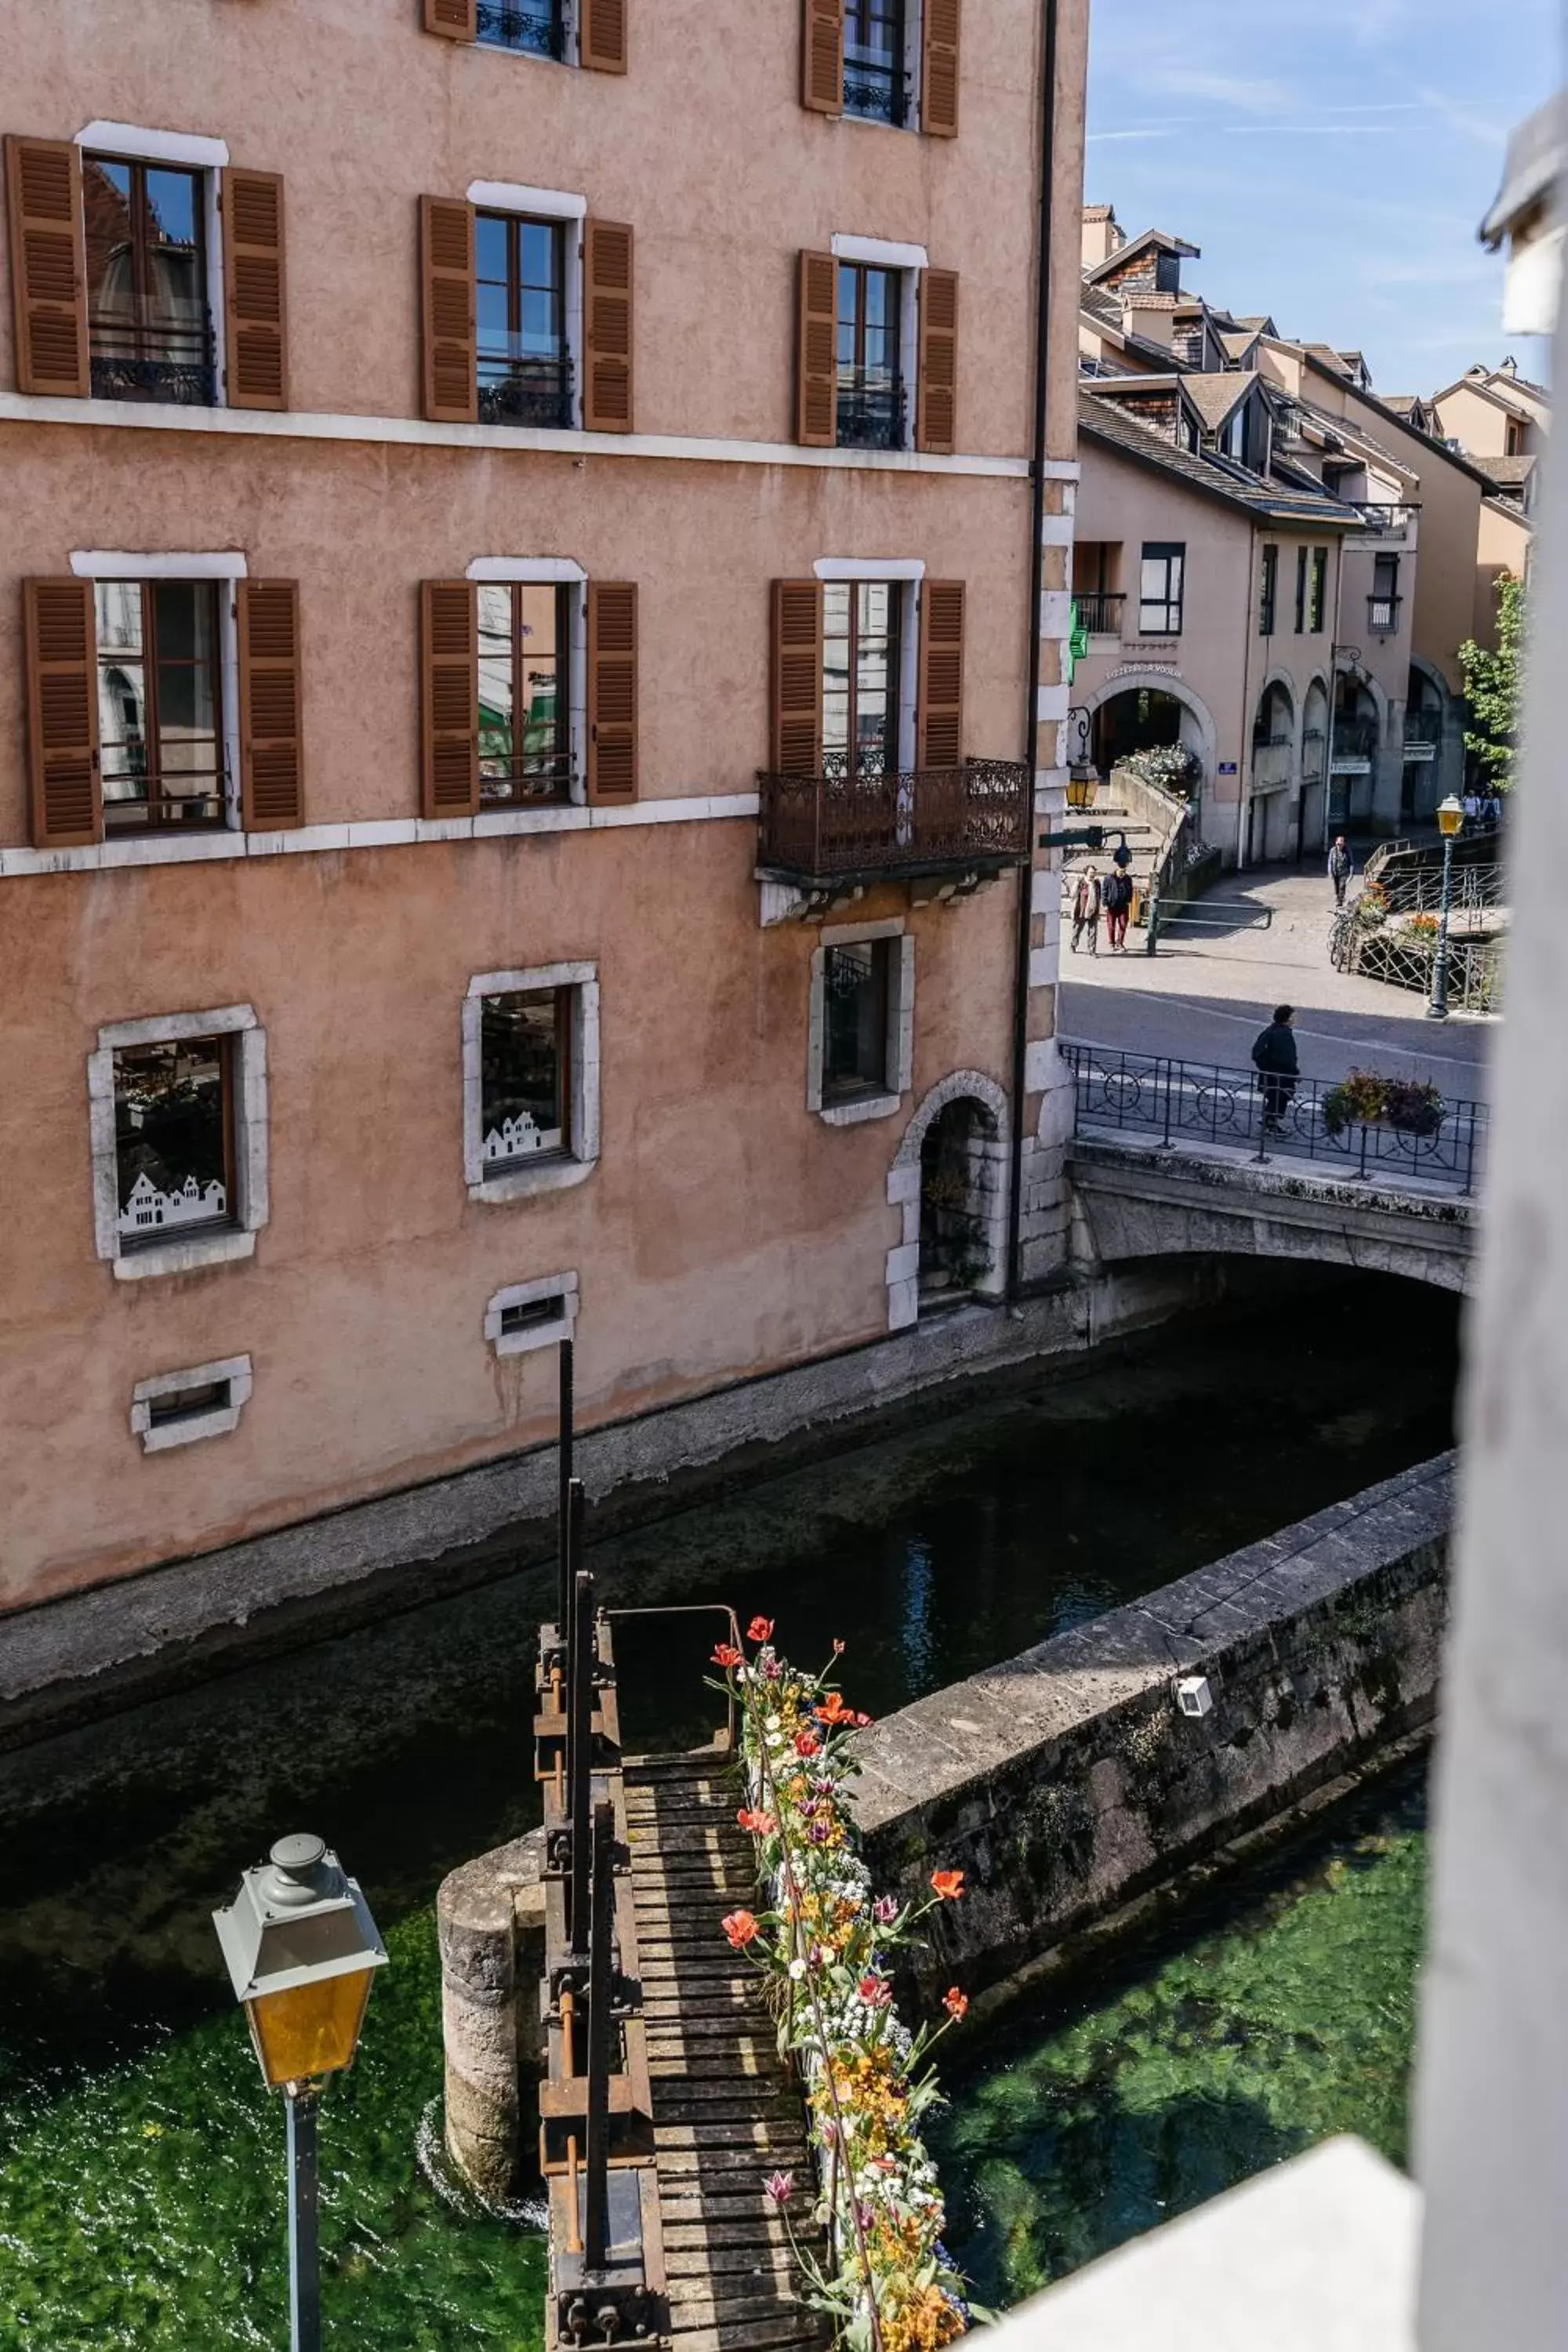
(1182, 371, 1254, 430)
(1082, 204, 1116, 221)
(1221, 329, 1262, 361)
(1079, 390, 1363, 528)
(1080, 282, 1124, 329)
(1474, 453, 1537, 486)
(1123, 291, 1182, 310)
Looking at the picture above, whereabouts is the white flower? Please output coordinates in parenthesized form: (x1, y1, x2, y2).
(789, 1958, 808, 1980)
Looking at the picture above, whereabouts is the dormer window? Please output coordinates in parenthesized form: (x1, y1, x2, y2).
(1155, 249, 1181, 295)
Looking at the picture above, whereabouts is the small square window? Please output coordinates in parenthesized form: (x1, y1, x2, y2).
(481, 989, 570, 1167)
(113, 1036, 235, 1249)
(129, 1352, 253, 1452)
(823, 941, 891, 1099)
(149, 1375, 233, 1428)
(485, 1271, 579, 1356)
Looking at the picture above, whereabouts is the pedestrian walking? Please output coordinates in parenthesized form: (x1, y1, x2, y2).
(1071, 868, 1102, 956)
(1327, 835, 1353, 909)
(1251, 1004, 1299, 1135)
(1102, 865, 1134, 953)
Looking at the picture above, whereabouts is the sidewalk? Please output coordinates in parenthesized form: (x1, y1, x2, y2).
(1060, 865, 1496, 1100)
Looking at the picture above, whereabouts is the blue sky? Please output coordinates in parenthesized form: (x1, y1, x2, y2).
(1085, 0, 1562, 396)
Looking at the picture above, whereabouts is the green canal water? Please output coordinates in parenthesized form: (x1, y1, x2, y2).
(0, 1281, 1454, 2347)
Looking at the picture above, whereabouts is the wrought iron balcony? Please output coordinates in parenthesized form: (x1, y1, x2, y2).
(1367, 593, 1403, 635)
(477, 0, 568, 58)
(1403, 710, 1443, 757)
(836, 372, 906, 452)
(1352, 502, 1419, 538)
(757, 754, 1032, 889)
(103, 770, 229, 832)
(1329, 716, 1380, 768)
(89, 322, 216, 408)
(844, 56, 911, 126)
(1074, 591, 1125, 635)
(477, 354, 575, 429)
(480, 748, 575, 805)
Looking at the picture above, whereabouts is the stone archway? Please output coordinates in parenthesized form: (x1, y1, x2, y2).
(1246, 676, 1298, 864)
(1077, 671, 1220, 794)
(885, 1071, 1011, 1329)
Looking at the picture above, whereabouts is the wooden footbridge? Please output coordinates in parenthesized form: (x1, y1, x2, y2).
(534, 1348, 826, 2352)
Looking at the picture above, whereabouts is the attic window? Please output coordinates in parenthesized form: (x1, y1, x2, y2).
(129, 1353, 253, 1453)
(484, 1271, 579, 1356)
(149, 1376, 231, 1427)
(1155, 249, 1181, 294)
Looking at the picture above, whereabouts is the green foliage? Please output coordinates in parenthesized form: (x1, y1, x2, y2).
(1458, 573, 1525, 788)
(1322, 1071, 1444, 1139)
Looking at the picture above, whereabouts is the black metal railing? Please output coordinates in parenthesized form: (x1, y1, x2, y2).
(836, 372, 906, 451)
(844, 56, 911, 125)
(1074, 591, 1125, 634)
(1403, 710, 1443, 749)
(480, 748, 575, 804)
(1353, 503, 1419, 535)
(103, 768, 229, 832)
(1064, 1042, 1486, 1195)
(1367, 593, 1403, 634)
(477, 354, 575, 429)
(89, 322, 216, 407)
(477, 0, 568, 57)
(757, 754, 1031, 884)
(1330, 716, 1380, 765)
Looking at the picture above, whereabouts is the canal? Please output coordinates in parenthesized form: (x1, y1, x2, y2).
(0, 1276, 1457, 2347)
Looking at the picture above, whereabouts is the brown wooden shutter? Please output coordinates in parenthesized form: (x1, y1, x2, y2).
(802, 0, 844, 114)
(583, 220, 633, 432)
(587, 582, 638, 803)
(420, 196, 477, 425)
(796, 252, 837, 448)
(238, 581, 303, 829)
(770, 580, 822, 774)
(222, 169, 289, 411)
(24, 578, 100, 847)
(5, 137, 87, 397)
(421, 581, 479, 818)
(916, 268, 958, 456)
(580, 0, 629, 73)
(921, 0, 960, 136)
(423, 0, 477, 35)
(918, 583, 964, 768)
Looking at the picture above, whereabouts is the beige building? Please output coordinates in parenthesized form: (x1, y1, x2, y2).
(0, 0, 1091, 1635)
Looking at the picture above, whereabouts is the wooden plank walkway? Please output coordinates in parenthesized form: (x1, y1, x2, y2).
(625, 1752, 828, 2352)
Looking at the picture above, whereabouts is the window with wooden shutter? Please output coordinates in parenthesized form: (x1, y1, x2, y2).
(581, 0, 628, 72)
(222, 169, 288, 411)
(587, 582, 638, 802)
(796, 252, 837, 448)
(24, 579, 100, 847)
(421, 581, 480, 818)
(239, 581, 303, 829)
(917, 583, 964, 768)
(771, 580, 823, 775)
(916, 268, 958, 455)
(424, 0, 477, 35)
(583, 219, 633, 432)
(802, 0, 844, 114)
(920, 0, 960, 136)
(421, 197, 477, 424)
(5, 136, 88, 397)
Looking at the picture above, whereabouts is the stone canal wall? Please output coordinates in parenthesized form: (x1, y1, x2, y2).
(850, 1454, 1452, 2009)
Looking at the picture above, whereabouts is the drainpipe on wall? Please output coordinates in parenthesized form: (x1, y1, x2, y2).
(1005, 0, 1058, 1305)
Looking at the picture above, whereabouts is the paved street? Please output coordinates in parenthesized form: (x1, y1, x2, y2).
(1059, 866, 1496, 1104)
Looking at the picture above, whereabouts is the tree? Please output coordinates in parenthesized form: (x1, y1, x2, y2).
(1459, 574, 1526, 790)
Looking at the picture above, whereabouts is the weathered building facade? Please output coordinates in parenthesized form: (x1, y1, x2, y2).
(0, 0, 1090, 1633)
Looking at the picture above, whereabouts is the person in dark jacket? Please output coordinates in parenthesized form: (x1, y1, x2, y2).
(1251, 1004, 1299, 1133)
(1102, 865, 1134, 952)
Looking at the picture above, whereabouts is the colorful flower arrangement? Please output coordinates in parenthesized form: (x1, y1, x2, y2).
(1323, 1068, 1446, 1139)
(710, 1618, 976, 2352)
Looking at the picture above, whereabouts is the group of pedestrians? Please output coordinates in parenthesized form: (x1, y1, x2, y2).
(1070, 864, 1135, 955)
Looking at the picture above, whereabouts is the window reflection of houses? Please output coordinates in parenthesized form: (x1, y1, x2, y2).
(82, 154, 215, 405)
(477, 583, 573, 801)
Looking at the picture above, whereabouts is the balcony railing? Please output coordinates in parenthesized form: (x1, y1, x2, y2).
(477, 354, 575, 429)
(843, 56, 911, 126)
(89, 321, 216, 408)
(836, 372, 906, 452)
(103, 768, 229, 832)
(1403, 710, 1443, 750)
(1353, 503, 1419, 537)
(1329, 716, 1380, 768)
(1074, 592, 1125, 635)
(480, 748, 575, 805)
(1367, 593, 1403, 634)
(757, 755, 1032, 887)
(476, 0, 568, 57)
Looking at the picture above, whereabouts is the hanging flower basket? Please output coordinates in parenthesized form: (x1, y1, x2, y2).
(1322, 1069, 1446, 1140)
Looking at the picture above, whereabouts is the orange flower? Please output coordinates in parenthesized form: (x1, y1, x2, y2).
(942, 1986, 969, 2021)
(930, 1869, 965, 1901)
(711, 1642, 743, 1669)
(747, 1615, 774, 1643)
(815, 1691, 851, 1726)
(721, 1909, 760, 1949)
(736, 1807, 776, 1836)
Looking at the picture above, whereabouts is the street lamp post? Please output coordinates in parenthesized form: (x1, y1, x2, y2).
(1428, 793, 1467, 1021)
(214, 1835, 388, 2352)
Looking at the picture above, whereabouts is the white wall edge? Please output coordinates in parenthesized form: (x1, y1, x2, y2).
(466, 180, 587, 220)
(71, 550, 248, 579)
(0, 394, 1031, 479)
(814, 557, 927, 580)
(831, 233, 929, 271)
(466, 557, 587, 583)
(76, 121, 230, 168)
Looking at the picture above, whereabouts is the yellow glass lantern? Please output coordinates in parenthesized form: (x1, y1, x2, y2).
(214, 1835, 387, 2089)
(1437, 794, 1465, 839)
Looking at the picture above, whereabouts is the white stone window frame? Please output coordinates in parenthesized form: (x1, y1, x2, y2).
(129, 1352, 253, 1454)
(75, 123, 231, 409)
(829, 237, 927, 455)
(72, 550, 249, 830)
(464, 963, 601, 1203)
(808, 918, 914, 1127)
(89, 1003, 269, 1282)
(484, 1270, 579, 1358)
(467, 557, 588, 804)
(467, 182, 587, 431)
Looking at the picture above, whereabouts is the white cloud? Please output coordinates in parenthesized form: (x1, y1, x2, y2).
(1150, 66, 1295, 114)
